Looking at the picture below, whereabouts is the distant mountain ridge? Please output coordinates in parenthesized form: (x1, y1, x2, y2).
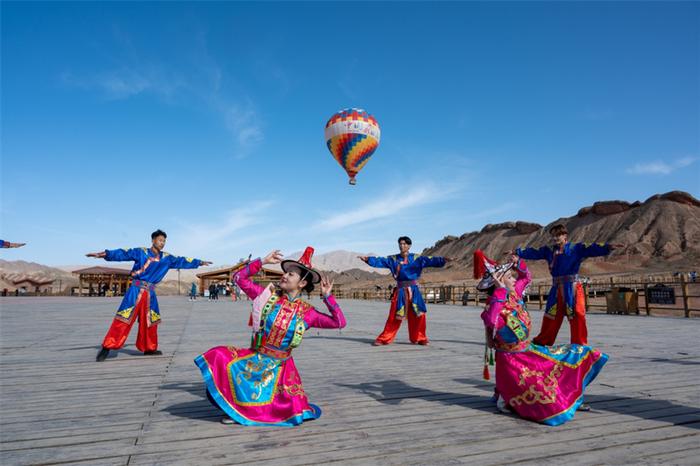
(2, 191, 698, 291)
(0, 260, 76, 292)
(420, 190, 700, 283)
(0, 260, 186, 295)
(286, 249, 390, 275)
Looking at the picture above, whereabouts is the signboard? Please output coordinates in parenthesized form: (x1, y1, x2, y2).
(646, 285, 675, 305)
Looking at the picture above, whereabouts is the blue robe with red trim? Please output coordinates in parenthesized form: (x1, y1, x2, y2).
(516, 242, 610, 319)
(367, 253, 446, 318)
(104, 247, 202, 325)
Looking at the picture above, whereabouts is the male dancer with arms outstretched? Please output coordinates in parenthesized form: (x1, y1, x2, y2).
(513, 224, 623, 346)
(359, 236, 448, 346)
(87, 229, 211, 361)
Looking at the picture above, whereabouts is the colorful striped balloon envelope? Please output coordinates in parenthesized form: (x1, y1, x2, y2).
(324, 108, 381, 185)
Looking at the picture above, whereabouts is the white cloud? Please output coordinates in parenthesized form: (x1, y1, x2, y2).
(60, 28, 265, 154)
(223, 103, 264, 149)
(172, 201, 274, 256)
(61, 67, 184, 100)
(626, 157, 697, 175)
(313, 184, 457, 232)
(100, 73, 149, 98)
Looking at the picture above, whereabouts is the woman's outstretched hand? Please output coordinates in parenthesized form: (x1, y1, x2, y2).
(86, 251, 106, 258)
(492, 270, 506, 289)
(263, 250, 284, 265)
(320, 276, 334, 296)
(503, 251, 519, 263)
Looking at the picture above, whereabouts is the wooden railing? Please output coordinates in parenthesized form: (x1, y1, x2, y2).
(332, 276, 700, 318)
(580, 276, 698, 318)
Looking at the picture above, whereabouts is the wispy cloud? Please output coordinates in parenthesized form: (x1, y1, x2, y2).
(313, 184, 458, 232)
(189, 30, 265, 156)
(337, 58, 360, 100)
(221, 101, 264, 152)
(172, 201, 274, 256)
(626, 157, 697, 175)
(60, 66, 185, 101)
(60, 27, 265, 155)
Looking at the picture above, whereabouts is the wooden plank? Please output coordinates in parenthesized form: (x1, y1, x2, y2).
(638, 445, 700, 465)
(1, 296, 698, 466)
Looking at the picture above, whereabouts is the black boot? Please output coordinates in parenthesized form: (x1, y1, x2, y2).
(143, 350, 163, 356)
(96, 347, 110, 362)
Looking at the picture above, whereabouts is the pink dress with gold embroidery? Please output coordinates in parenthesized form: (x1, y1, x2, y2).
(195, 258, 346, 426)
(481, 260, 608, 426)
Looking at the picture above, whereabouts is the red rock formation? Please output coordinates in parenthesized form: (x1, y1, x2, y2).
(421, 191, 700, 280)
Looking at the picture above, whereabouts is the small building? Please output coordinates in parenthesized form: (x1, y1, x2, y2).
(72, 266, 132, 296)
(196, 261, 283, 296)
(12, 277, 56, 295)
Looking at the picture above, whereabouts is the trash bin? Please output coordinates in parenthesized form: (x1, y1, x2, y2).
(606, 287, 639, 315)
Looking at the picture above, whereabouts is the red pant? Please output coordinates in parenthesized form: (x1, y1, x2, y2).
(375, 291, 428, 344)
(533, 282, 588, 346)
(102, 292, 158, 352)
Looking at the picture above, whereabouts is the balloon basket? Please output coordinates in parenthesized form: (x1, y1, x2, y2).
(348, 177, 357, 185)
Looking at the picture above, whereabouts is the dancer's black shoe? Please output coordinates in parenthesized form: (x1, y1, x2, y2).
(96, 347, 110, 362)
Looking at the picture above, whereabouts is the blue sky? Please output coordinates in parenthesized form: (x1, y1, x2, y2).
(2, 1, 698, 266)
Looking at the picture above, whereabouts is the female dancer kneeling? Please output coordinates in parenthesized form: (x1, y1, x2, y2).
(195, 247, 346, 426)
(474, 251, 607, 426)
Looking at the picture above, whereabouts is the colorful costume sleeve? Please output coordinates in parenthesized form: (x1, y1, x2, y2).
(516, 246, 550, 261)
(304, 295, 347, 329)
(574, 242, 610, 258)
(480, 287, 508, 331)
(168, 255, 202, 269)
(232, 258, 264, 300)
(417, 255, 446, 268)
(513, 259, 532, 297)
(104, 248, 140, 262)
(0, 240, 5, 248)
(366, 256, 393, 269)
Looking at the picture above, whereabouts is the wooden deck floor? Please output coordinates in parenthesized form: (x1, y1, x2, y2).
(1, 296, 699, 465)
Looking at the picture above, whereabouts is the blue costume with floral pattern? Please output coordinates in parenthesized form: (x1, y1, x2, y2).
(104, 247, 202, 325)
(367, 253, 446, 319)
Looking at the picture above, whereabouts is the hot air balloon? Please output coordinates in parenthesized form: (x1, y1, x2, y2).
(324, 108, 381, 185)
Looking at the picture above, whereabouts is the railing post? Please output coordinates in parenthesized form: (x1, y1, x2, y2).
(643, 282, 650, 316)
(538, 285, 543, 310)
(681, 275, 690, 318)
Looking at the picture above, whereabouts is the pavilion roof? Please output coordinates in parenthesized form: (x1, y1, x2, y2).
(72, 266, 131, 276)
(12, 277, 55, 286)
